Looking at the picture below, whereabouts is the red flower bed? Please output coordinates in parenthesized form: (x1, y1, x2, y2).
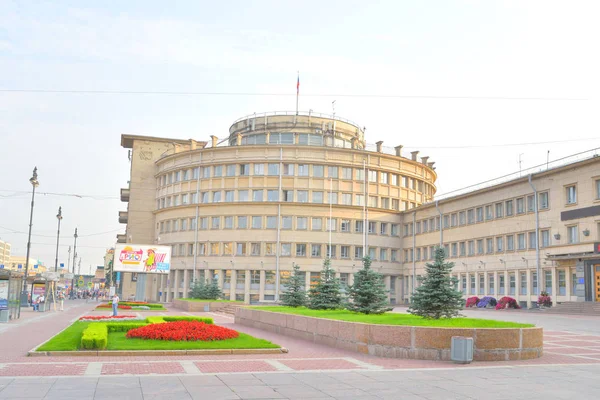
(495, 296, 521, 310)
(79, 315, 137, 321)
(126, 321, 239, 342)
(465, 296, 480, 308)
(97, 304, 132, 310)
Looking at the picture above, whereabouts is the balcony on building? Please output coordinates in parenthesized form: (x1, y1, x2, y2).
(116, 234, 126, 243)
(118, 211, 128, 224)
(120, 188, 130, 202)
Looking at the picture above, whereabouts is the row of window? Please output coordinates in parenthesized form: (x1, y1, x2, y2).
(170, 241, 400, 262)
(159, 215, 400, 235)
(457, 269, 573, 297)
(565, 180, 600, 204)
(157, 163, 434, 196)
(157, 189, 419, 211)
(405, 192, 551, 236)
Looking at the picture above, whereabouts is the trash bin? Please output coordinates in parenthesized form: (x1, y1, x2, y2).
(451, 336, 473, 364)
(204, 304, 210, 312)
(0, 310, 9, 323)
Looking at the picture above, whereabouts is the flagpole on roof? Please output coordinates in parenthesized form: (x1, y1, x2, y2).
(296, 71, 299, 115)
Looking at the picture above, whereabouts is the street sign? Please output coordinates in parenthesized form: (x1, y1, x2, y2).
(18, 264, 22, 269)
(0, 264, 4, 269)
(34, 264, 38, 269)
(60, 263, 65, 268)
(87, 282, 93, 288)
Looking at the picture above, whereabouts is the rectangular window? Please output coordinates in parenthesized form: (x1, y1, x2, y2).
(312, 191, 324, 203)
(516, 198, 525, 214)
(213, 165, 222, 177)
(517, 233, 526, 250)
(223, 242, 233, 255)
(281, 243, 291, 256)
(368, 196, 378, 207)
(190, 217, 197, 230)
(566, 185, 577, 204)
(201, 166, 210, 178)
(459, 242, 466, 256)
(210, 243, 220, 255)
(212, 191, 221, 203)
(539, 192, 549, 209)
(355, 169, 365, 181)
(444, 215, 450, 228)
(312, 217, 322, 231)
(173, 195, 179, 206)
(355, 194, 364, 206)
(328, 166, 338, 178)
(567, 225, 578, 244)
(392, 199, 400, 210)
(495, 203, 503, 218)
(468, 240, 475, 256)
(496, 237, 504, 252)
(451, 213, 457, 227)
(506, 235, 514, 251)
(339, 246, 349, 259)
(327, 245, 337, 258)
(251, 243, 260, 256)
(181, 218, 188, 231)
(224, 216, 233, 229)
(380, 248, 387, 261)
(226, 164, 236, 176)
(267, 190, 279, 202)
(296, 244, 306, 257)
(485, 205, 493, 220)
(197, 243, 205, 256)
(545, 270, 553, 295)
(181, 193, 189, 205)
(225, 191, 234, 202)
(486, 238, 493, 254)
(200, 217, 208, 230)
(313, 165, 324, 177)
(477, 239, 484, 255)
(354, 246, 363, 259)
(297, 217, 308, 230)
(328, 192, 337, 204)
(251, 216, 262, 229)
(380, 223, 388, 235)
(470, 275, 476, 295)
(298, 164, 309, 176)
(191, 193, 198, 204)
(368, 221, 376, 234)
(380, 197, 389, 209)
(327, 218, 337, 231)
(283, 164, 294, 176)
(192, 167, 199, 179)
(596, 179, 600, 199)
(266, 216, 277, 229)
(459, 211, 466, 226)
(265, 243, 276, 256)
(467, 209, 475, 224)
(254, 163, 264, 175)
(173, 219, 179, 231)
(380, 172, 388, 184)
(211, 217, 220, 229)
(527, 195, 535, 212)
(520, 272, 527, 295)
(237, 216, 247, 229)
(451, 243, 457, 257)
(541, 230, 550, 247)
(489, 274, 495, 294)
(391, 224, 399, 236)
(509, 273, 516, 295)
(505, 200, 513, 216)
(391, 249, 398, 262)
(355, 221, 364, 233)
(311, 244, 321, 257)
(252, 190, 263, 202)
(298, 190, 309, 202)
(341, 193, 352, 205)
(368, 170, 377, 182)
(559, 270, 566, 296)
(479, 274, 485, 295)
(239, 164, 250, 176)
(528, 232, 536, 249)
(268, 163, 279, 176)
(201, 192, 209, 203)
(476, 207, 483, 222)
(341, 219, 351, 232)
(499, 275, 505, 295)
(391, 174, 398, 186)
(239, 190, 249, 202)
(282, 216, 292, 230)
(532, 272, 538, 295)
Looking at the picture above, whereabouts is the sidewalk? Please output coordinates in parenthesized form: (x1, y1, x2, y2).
(1, 364, 599, 399)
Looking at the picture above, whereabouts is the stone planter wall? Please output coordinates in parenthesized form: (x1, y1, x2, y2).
(172, 299, 237, 312)
(235, 309, 543, 361)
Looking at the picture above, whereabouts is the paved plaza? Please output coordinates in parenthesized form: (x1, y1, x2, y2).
(1, 302, 600, 398)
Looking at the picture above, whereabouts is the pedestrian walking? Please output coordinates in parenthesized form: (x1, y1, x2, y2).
(58, 291, 64, 311)
(112, 294, 119, 316)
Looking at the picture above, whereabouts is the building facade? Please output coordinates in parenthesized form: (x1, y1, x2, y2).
(118, 111, 600, 306)
(119, 112, 436, 302)
(0, 240, 10, 267)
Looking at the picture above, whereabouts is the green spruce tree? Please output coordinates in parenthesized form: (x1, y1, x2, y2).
(205, 278, 224, 300)
(408, 246, 464, 319)
(188, 278, 223, 300)
(280, 264, 307, 307)
(347, 256, 392, 314)
(308, 258, 343, 310)
(188, 279, 208, 299)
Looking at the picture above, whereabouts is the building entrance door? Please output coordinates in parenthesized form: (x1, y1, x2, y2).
(595, 265, 600, 302)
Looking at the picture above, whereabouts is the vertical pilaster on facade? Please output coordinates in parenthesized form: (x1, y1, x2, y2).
(457, 274, 462, 294)
(565, 267, 572, 299)
(230, 269, 237, 301)
(484, 272, 489, 297)
(183, 269, 189, 298)
(165, 271, 172, 302)
(515, 270, 520, 298)
(207, 269, 213, 283)
(384, 276, 391, 300)
(173, 270, 180, 299)
(493, 271, 499, 297)
(551, 267, 558, 306)
(259, 270, 266, 301)
(526, 269, 532, 308)
(244, 269, 251, 304)
(503, 271, 509, 299)
(217, 270, 224, 290)
(305, 273, 311, 291)
(348, 273, 355, 287)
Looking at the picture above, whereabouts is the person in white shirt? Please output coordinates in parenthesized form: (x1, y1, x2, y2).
(112, 294, 119, 316)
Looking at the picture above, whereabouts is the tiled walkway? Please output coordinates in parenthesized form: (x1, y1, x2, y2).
(1, 303, 600, 378)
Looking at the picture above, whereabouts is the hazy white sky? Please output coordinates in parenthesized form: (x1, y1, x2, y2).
(1, 0, 599, 271)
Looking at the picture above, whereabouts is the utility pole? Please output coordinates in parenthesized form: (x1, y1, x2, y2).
(71, 228, 78, 299)
(21, 167, 39, 306)
(54, 207, 63, 272)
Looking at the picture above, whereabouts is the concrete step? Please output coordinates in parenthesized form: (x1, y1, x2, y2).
(544, 302, 600, 314)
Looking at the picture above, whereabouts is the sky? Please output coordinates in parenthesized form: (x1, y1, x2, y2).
(1, 0, 599, 272)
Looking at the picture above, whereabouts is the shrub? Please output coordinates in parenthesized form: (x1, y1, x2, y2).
(126, 321, 238, 341)
(476, 296, 497, 308)
(189, 279, 223, 300)
(538, 291, 552, 307)
(163, 316, 213, 324)
(280, 264, 307, 307)
(81, 324, 108, 350)
(465, 296, 480, 308)
(106, 323, 148, 333)
(495, 296, 521, 310)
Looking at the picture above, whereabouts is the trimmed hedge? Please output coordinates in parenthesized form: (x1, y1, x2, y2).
(163, 316, 213, 324)
(81, 324, 108, 350)
(106, 323, 148, 333)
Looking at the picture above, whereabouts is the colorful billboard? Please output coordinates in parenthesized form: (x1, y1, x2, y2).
(113, 244, 171, 274)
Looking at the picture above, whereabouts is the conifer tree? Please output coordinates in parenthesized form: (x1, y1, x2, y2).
(280, 264, 307, 307)
(347, 256, 392, 314)
(408, 246, 464, 319)
(308, 258, 343, 310)
(188, 278, 223, 300)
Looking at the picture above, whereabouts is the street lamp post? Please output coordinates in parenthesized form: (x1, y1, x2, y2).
(54, 207, 63, 272)
(21, 167, 39, 306)
(71, 228, 78, 299)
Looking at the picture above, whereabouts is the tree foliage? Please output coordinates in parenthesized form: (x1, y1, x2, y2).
(188, 278, 223, 300)
(280, 264, 307, 307)
(308, 258, 343, 310)
(347, 256, 392, 314)
(408, 247, 463, 319)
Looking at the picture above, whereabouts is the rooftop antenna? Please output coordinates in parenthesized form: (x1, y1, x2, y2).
(519, 153, 524, 177)
(546, 150, 550, 170)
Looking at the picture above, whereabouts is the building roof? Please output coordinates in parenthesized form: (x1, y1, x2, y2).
(121, 134, 207, 149)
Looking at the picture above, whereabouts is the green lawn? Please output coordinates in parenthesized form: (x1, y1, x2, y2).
(178, 298, 243, 303)
(36, 319, 279, 352)
(106, 332, 279, 350)
(252, 307, 534, 328)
